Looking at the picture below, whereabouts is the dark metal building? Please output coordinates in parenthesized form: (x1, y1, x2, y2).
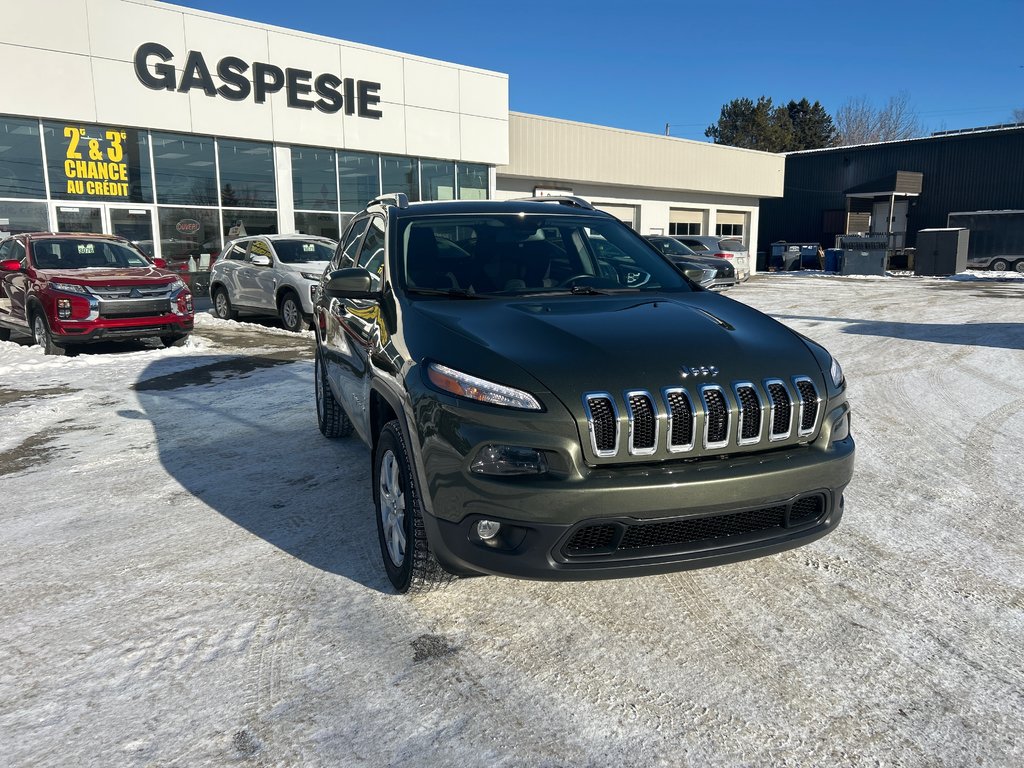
(758, 125, 1024, 262)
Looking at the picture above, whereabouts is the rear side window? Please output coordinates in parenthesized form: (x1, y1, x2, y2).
(719, 240, 745, 252)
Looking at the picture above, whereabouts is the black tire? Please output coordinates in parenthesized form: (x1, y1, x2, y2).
(0, 327, 10, 341)
(161, 334, 188, 348)
(212, 286, 238, 320)
(374, 420, 455, 594)
(1014, 261, 1024, 274)
(31, 313, 66, 356)
(315, 346, 353, 438)
(990, 258, 1009, 271)
(279, 291, 304, 333)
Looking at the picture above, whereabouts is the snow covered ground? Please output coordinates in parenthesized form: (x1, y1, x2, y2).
(2, 273, 1022, 766)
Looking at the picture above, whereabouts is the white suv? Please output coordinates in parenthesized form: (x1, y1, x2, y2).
(209, 235, 337, 331)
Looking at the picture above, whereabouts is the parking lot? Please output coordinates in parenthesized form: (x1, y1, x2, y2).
(2, 273, 1022, 767)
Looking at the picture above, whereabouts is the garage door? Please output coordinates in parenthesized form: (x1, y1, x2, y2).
(595, 203, 636, 228)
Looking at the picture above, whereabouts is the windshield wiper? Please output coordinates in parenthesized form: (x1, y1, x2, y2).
(568, 285, 611, 295)
(406, 287, 487, 299)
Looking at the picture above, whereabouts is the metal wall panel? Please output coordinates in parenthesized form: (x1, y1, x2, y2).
(760, 127, 1024, 253)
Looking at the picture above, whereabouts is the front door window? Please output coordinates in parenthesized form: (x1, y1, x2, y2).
(55, 205, 103, 233)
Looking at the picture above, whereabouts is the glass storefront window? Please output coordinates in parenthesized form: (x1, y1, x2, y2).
(0, 117, 46, 199)
(338, 151, 380, 212)
(381, 156, 419, 202)
(223, 209, 278, 242)
(219, 139, 276, 208)
(421, 160, 455, 201)
(155, 207, 222, 270)
(43, 121, 153, 203)
(152, 132, 217, 206)
(0, 201, 49, 235)
(295, 211, 341, 240)
(292, 147, 337, 212)
(457, 164, 488, 200)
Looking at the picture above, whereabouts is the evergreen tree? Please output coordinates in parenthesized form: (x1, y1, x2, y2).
(786, 98, 838, 150)
(705, 96, 793, 153)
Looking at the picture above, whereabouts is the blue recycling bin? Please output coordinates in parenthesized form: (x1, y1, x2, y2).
(824, 248, 843, 272)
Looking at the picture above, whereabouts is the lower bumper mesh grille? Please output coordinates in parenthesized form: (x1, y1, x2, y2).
(563, 494, 827, 557)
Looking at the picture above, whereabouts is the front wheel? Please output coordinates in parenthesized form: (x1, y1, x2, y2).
(374, 420, 455, 594)
(212, 286, 238, 320)
(161, 334, 188, 348)
(315, 346, 352, 438)
(32, 313, 66, 356)
(279, 291, 304, 333)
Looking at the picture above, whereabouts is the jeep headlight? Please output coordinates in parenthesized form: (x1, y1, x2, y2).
(301, 271, 322, 281)
(51, 282, 88, 294)
(830, 356, 845, 388)
(426, 362, 542, 411)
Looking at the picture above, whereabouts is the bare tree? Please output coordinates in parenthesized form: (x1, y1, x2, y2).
(835, 92, 923, 145)
(1014, 107, 1024, 123)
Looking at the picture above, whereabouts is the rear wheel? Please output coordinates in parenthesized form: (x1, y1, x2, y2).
(990, 258, 1009, 271)
(374, 420, 455, 594)
(1014, 261, 1024, 274)
(315, 346, 352, 438)
(32, 313, 66, 356)
(212, 286, 237, 320)
(279, 291, 304, 333)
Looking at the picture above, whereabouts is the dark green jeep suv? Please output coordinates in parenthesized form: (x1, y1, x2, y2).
(314, 195, 854, 593)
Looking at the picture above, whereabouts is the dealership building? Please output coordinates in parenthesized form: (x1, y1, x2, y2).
(0, 0, 783, 269)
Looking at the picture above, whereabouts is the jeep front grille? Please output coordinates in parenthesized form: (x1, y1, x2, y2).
(581, 376, 821, 458)
(563, 494, 828, 557)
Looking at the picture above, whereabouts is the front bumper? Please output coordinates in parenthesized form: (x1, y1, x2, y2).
(418, 432, 855, 581)
(52, 316, 193, 343)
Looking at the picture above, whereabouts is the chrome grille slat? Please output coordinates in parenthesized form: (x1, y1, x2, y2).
(583, 375, 819, 458)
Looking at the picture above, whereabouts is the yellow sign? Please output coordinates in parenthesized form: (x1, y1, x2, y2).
(60, 126, 130, 197)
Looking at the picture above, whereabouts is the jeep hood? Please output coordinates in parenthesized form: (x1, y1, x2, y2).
(410, 292, 824, 401)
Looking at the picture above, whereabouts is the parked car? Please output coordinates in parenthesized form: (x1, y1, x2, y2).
(314, 194, 855, 593)
(645, 235, 737, 289)
(674, 235, 751, 281)
(0, 232, 193, 355)
(209, 234, 337, 332)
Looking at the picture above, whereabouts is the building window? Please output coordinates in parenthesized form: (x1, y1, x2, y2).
(43, 121, 153, 203)
(421, 160, 455, 201)
(155, 207, 222, 268)
(338, 151, 380, 211)
(152, 132, 218, 206)
(291, 146, 337, 212)
(0, 116, 46, 200)
(669, 222, 701, 236)
(381, 155, 419, 202)
(0, 201, 48, 235)
(223, 209, 278, 241)
(295, 211, 341, 240)
(457, 164, 488, 199)
(218, 139, 276, 208)
(716, 223, 744, 238)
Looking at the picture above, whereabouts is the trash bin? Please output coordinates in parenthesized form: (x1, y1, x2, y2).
(824, 249, 843, 272)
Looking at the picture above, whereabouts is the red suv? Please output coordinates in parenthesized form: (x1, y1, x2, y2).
(0, 232, 194, 355)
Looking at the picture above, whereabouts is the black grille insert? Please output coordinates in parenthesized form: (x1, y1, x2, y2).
(767, 382, 791, 437)
(563, 494, 829, 557)
(666, 390, 694, 449)
(796, 379, 819, 433)
(628, 393, 656, 452)
(703, 387, 729, 445)
(586, 396, 617, 454)
(736, 385, 761, 441)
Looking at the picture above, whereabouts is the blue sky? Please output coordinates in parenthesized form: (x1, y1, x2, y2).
(176, 0, 1023, 141)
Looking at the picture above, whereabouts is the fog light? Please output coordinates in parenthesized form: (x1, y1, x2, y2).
(832, 413, 850, 442)
(471, 444, 548, 476)
(57, 298, 71, 319)
(476, 520, 501, 540)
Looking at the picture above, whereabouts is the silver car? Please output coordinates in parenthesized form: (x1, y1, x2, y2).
(674, 235, 751, 281)
(209, 234, 337, 331)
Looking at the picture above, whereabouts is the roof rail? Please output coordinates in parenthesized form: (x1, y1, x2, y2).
(369, 192, 409, 209)
(515, 195, 596, 211)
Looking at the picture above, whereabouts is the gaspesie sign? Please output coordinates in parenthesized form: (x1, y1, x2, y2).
(133, 42, 383, 118)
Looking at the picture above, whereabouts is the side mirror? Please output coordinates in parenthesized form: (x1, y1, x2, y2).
(251, 254, 272, 267)
(323, 267, 380, 299)
(152, 257, 167, 269)
(0, 258, 23, 273)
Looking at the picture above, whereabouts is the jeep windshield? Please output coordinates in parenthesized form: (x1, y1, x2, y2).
(31, 239, 153, 270)
(398, 215, 693, 296)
